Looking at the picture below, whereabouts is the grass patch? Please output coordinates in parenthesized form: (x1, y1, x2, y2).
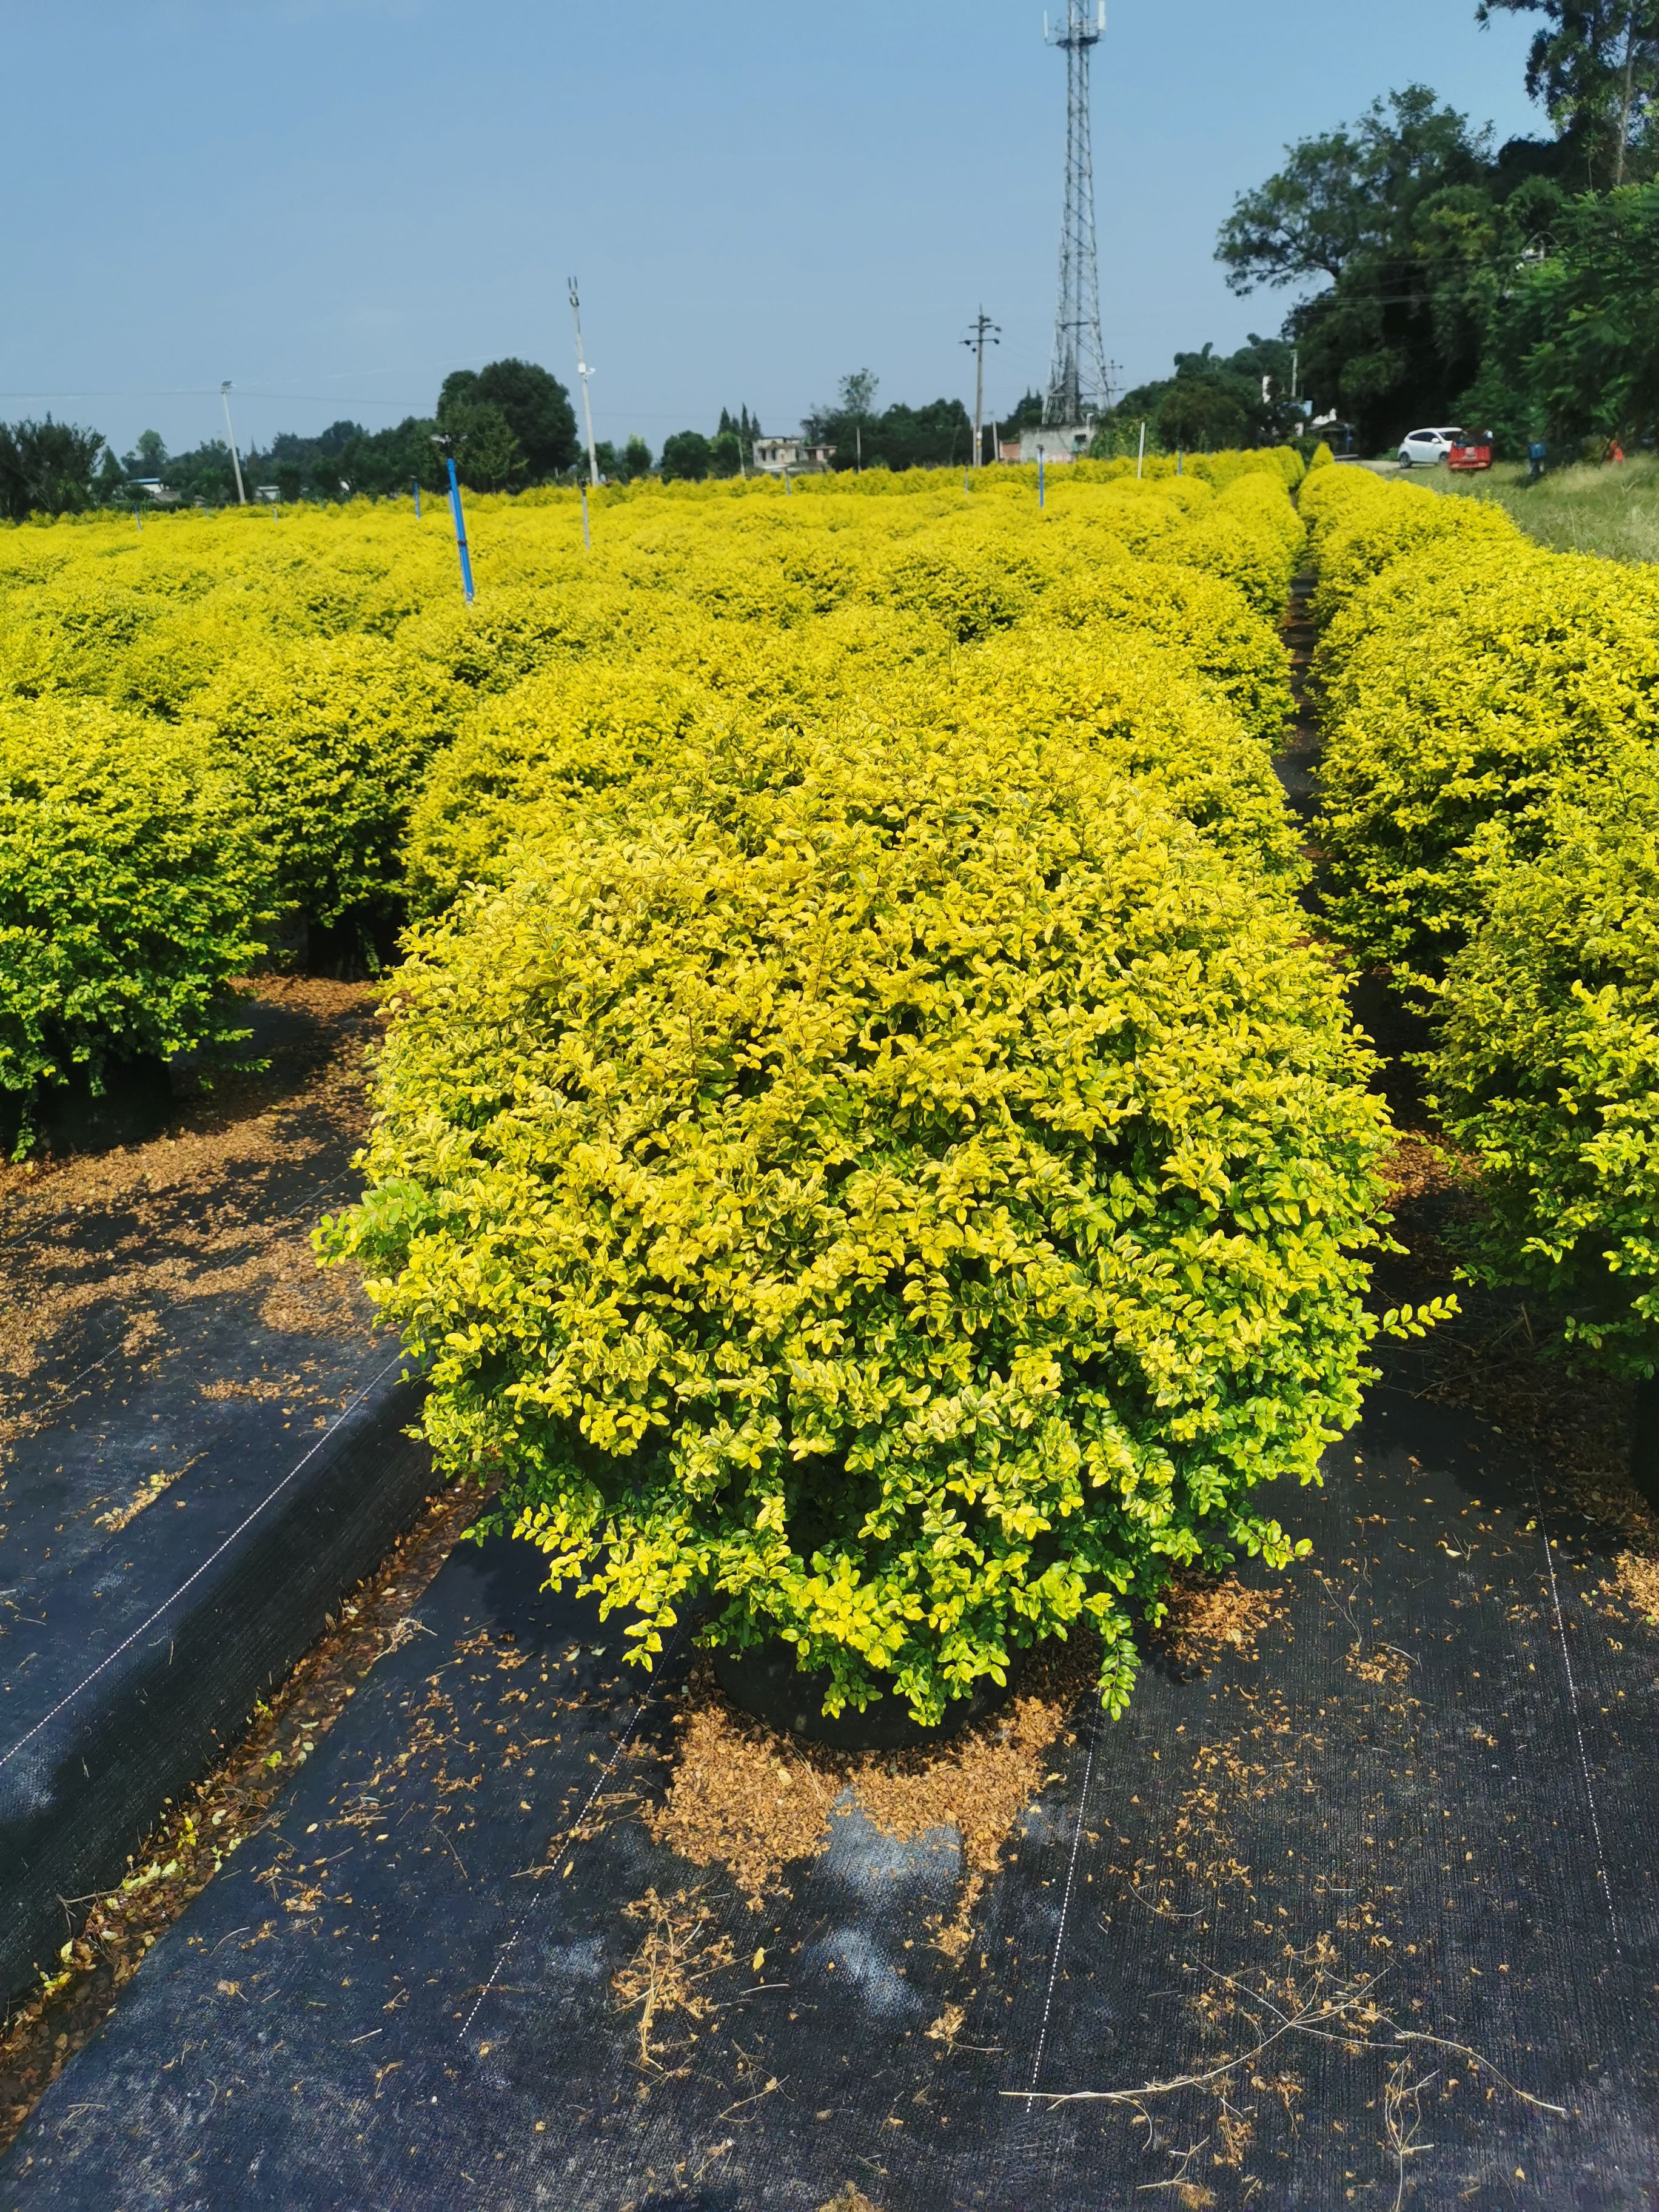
(1439, 455, 1659, 563)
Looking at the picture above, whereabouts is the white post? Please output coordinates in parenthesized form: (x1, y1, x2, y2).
(220, 381, 246, 504)
(1136, 418, 1145, 479)
(568, 278, 600, 488)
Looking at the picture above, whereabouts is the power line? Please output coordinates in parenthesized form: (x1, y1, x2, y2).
(0, 388, 429, 409)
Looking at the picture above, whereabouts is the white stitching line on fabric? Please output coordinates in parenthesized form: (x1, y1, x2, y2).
(0, 1348, 409, 1774)
(1025, 1697, 1101, 2106)
(458, 1625, 691, 2046)
(1532, 1472, 1621, 1957)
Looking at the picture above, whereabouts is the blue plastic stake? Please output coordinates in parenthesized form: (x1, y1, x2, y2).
(1037, 449, 1045, 508)
(413, 477, 421, 519)
(784, 466, 791, 496)
(445, 457, 475, 605)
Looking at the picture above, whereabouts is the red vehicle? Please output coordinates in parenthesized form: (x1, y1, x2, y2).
(1447, 430, 1494, 472)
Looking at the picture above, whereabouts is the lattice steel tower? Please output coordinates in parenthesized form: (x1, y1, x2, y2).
(1042, 1, 1110, 426)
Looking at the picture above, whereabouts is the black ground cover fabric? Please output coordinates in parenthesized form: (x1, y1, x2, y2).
(0, 1327, 431, 2006)
(4, 1367, 1652, 2210)
(0, 991, 436, 2002)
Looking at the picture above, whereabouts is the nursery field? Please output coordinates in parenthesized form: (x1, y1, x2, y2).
(0, 452, 1655, 2207)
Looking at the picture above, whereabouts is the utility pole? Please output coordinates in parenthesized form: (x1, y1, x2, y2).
(220, 381, 247, 504)
(1042, 2, 1109, 426)
(568, 276, 600, 488)
(960, 307, 1000, 470)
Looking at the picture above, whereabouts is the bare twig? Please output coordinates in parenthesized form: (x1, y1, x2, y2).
(1136, 2136, 1210, 2191)
(716, 2075, 781, 2122)
(1382, 2056, 1436, 2212)
(1391, 2031, 1567, 2117)
(1128, 1885, 1205, 1921)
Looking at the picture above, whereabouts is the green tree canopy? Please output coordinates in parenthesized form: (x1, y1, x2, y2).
(1218, 86, 1537, 448)
(1477, 0, 1659, 186)
(659, 430, 712, 482)
(1094, 338, 1302, 454)
(441, 360, 577, 481)
(1464, 176, 1659, 443)
(0, 418, 107, 519)
(438, 398, 526, 492)
(802, 385, 971, 472)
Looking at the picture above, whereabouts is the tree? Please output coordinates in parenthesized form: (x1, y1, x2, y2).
(1157, 377, 1249, 451)
(998, 390, 1045, 438)
(592, 435, 653, 483)
(267, 417, 445, 501)
(1219, 86, 1495, 290)
(801, 384, 970, 472)
(1090, 337, 1301, 455)
(1464, 177, 1659, 444)
(1477, 0, 1659, 186)
(95, 447, 127, 503)
(659, 430, 712, 482)
(839, 368, 879, 417)
(440, 360, 577, 481)
(438, 399, 525, 492)
(1218, 86, 1509, 448)
(0, 418, 107, 519)
(125, 429, 167, 472)
(159, 438, 244, 506)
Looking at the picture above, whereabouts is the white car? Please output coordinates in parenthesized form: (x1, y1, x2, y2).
(1397, 426, 1463, 468)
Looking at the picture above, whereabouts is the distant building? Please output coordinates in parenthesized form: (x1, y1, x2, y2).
(254, 485, 281, 503)
(129, 477, 181, 504)
(1015, 423, 1095, 464)
(752, 435, 835, 477)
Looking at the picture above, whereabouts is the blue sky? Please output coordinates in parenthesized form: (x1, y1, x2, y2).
(1, 0, 1543, 460)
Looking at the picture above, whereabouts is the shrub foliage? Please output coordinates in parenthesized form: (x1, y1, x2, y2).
(324, 728, 1392, 1723)
(0, 698, 264, 1139)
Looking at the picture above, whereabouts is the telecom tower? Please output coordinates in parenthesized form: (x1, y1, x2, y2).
(1042, 1, 1110, 427)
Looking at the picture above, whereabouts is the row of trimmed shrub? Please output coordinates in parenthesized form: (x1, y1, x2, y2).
(311, 458, 1407, 1729)
(1304, 464, 1659, 1373)
(2, 452, 1406, 1729)
(0, 465, 1309, 1133)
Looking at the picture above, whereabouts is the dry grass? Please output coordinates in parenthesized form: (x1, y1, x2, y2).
(646, 1638, 1099, 1956)
(0, 976, 381, 1485)
(611, 1888, 736, 2070)
(1155, 1573, 1286, 1672)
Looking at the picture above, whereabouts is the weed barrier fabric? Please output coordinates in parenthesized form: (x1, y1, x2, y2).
(0, 1344, 434, 2005)
(3, 1376, 1655, 2210)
